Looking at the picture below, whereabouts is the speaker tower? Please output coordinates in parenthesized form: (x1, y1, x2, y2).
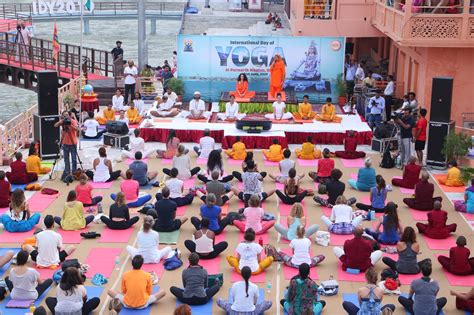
(37, 70, 58, 116)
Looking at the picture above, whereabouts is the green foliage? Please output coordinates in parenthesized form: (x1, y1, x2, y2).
(460, 167, 474, 185)
(166, 78, 184, 95)
(62, 92, 75, 107)
(442, 132, 471, 161)
(218, 102, 298, 113)
(335, 73, 347, 97)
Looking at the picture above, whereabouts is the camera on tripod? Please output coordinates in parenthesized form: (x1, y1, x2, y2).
(16, 24, 21, 32)
(391, 112, 403, 120)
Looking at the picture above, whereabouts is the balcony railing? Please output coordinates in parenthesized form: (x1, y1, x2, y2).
(373, 0, 474, 46)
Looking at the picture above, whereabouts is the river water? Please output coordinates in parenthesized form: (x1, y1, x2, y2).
(0, 17, 181, 124)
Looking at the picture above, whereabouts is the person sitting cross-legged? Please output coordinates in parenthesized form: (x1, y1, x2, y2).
(181, 91, 211, 120)
(163, 145, 201, 180)
(451, 288, 474, 313)
(438, 160, 464, 187)
(308, 148, 334, 183)
(217, 94, 246, 121)
(316, 97, 342, 122)
(81, 111, 105, 139)
(269, 149, 294, 183)
(314, 169, 356, 208)
(148, 186, 188, 233)
(355, 175, 388, 213)
(225, 136, 247, 160)
(55, 190, 94, 230)
(184, 218, 228, 259)
(197, 150, 233, 183)
(111, 170, 152, 208)
(364, 202, 403, 245)
(149, 94, 180, 118)
(276, 168, 310, 205)
(233, 194, 275, 235)
(193, 129, 218, 159)
(0, 170, 11, 208)
(217, 266, 272, 314)
(276, 226, 325, 268)
(1, 189, 40, 233)
(454, 178, 474, 213)
(196, 171, 234, 206)
(170, 253, 220, 305)
(333, 227, 383, 272)
(26, 145, 51, 176)
(126, 102, 142, 124)
(101, 192, 140, 230)
(156, 129, 181, 159)
(274, 203, 319, 241)
(347, 158, 376, 192)
(403, 172, 443, 210)
(334, 130, 366, 159)
(321, 195, 364, 235)
(263, 138, 284, 162)
(264, 93, 293, 120)
(85, 147, 122, 183)
(108, 255, 166, 309)
(75, 174, 103, 207)
(227, 228, 274, 275)
(96, 103, 115, 125)
(293, 94, 316, 120)
(437, 236, 474, 275)
(191, 194, 231, 235)
(295, 136, 321, 160)
(6, 152, 38, 185)
(122, 129, 156, 160)
(233, 152, 267, 182)
(416, 201, 456, 239)
(392, 156, 421, 189)
(157, 168, 193, 207)
(129, 151, 158, 187)
(236, 160, 275, 208)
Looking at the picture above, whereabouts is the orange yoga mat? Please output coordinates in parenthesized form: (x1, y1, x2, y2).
(433, 174, 466, 193)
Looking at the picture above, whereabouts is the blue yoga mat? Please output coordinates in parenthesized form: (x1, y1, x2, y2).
(0, 285, 52, 314)
(176, 299, 213, 315)
(10, 184, 27, 191)
(85, 285, 104, 299)
(120, 286, 160, 315)
(0, 248, 21, 277)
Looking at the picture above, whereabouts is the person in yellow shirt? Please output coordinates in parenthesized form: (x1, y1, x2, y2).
(225, 136, 247, 160)
(96, 103, 116, 125)
(295, 136, 321, 160)
(108, 255, 165, 309)
(26, 145, 50, 175)
(316, 97, 342, 123)
(263, 138, 284, 162)
(126, 103, 142, 124)
(56, 190, 95, 231)
(293, 95, 316, 120)
(438, 160, 465, 187)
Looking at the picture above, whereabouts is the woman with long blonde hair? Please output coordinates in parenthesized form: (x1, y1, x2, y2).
(274, 203, 319, 240)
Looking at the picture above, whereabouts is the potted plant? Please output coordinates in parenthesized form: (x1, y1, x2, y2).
(335, 73, 347, 105)
(442, 131, 471, 162)
(166, 78, 184, 100)
(62, 92, 75, 109)
(460, 167, 474, 184)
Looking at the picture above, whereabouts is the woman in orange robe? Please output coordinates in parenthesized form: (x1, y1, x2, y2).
(233, 73, 255, 99)
(269, 54, 286, 98)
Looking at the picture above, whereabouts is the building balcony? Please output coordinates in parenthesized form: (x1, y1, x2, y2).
(373, 0, 474, 47)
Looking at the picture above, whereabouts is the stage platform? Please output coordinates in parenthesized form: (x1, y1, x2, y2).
(139, 114, 372, 149)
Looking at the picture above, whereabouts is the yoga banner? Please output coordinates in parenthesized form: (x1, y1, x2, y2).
(177, 35, 345, 102)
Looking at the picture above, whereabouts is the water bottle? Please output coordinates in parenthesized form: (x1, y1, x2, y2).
(368, 210, 375, 221)
(266, 281, 272, 293)
(97, 203, 103, 214)
(114, 256, 120, 270)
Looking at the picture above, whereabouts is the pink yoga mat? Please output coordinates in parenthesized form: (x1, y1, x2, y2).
(398, 273, 420, 285)
(460, 212, 474, 221)
(321, 206, 331, 217)
(237, 182, 244, 190)
(400, 187, 415, 194)
(57, 228, 87, 244)
(337, 261, 366, 282)
(227, 159, 243, 166)
(199, 257, 221, 275)
(275, 182, 284, 190)
(231, 268, 266, 283)
(141, 262, 165, 278)
(176, 206, 187, 216)
(350, 173, 357, 180)
(85, 248, 122, 278)
(435, 254, 474, 286)
(90, 182, 114, 189)
(196, 158, 207, 165)
(214, 231, 227, 244)
(98, 228, 135, 243)
(29, 193, 58, 213)
(35, 266, 59, 280)
(330, 234, 352, 246)
(297, 159, 318, 167)
(161, 158, 172, 165)
(0, 230, 36, 243)
(125, 158, 149, 165)
(263, 160, 279, 167)
(409, 209, 428, 221)
(423, 235, 456, 250)
(0, 207, 8, 215)
(183, 179, 195, 189)
(341, 158, 365, 168)
(238, 232, 270, 244)
(281, 248, 319, 280)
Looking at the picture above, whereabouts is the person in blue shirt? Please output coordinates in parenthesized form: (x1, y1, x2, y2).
(454, 178, 474, 214)
(356, 175, 388, 213)
(190, 193, 231, 235)
(365, 202, 403, 245)
(348, 158, 376, 192)
(129, 151, 158, 186)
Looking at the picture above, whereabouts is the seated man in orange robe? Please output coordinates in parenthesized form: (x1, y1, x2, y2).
(293, 95, 316, 120)
(438, 160, 465, 187)
(225, 136, 248, 160)
(269, 54, 286, 98)
(316, 97, 342, 123)
(126, 103, 142, 124)
(96, 103, 116, 125)
(230, 73, 255, 99)
(335, 130, 366, 159)
(263, 138, 284, 162)
(295, 136, 321, 160)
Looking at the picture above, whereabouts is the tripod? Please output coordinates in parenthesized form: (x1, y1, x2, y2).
(14, 27, 29, 62)
(49, 125, 84, 184)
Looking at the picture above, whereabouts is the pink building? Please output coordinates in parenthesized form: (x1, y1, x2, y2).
(286, 0, 474, 127)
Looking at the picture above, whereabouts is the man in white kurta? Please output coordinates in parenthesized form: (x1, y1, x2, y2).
(264, 93, 293, 120)
(217, 95, 246, 121)
(149, 95, 180, 117)
(180, 91, 211, 119)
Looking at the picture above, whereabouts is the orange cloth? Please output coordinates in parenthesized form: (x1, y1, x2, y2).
(121, 269, 152, 308)
(233, 81, 255, 99)
(269, 59, 286, 97)
(293, 102, 315, 120)
(295, 142, 321, 160)
(263, 144, 284, 162)
(22, 236, 36, 250)
(126, 108, 142, 124)
(438, 167, 464, 187)
(97, 108, 115, 125)
(316, 103, 342, 122)
(26, 155, 50, 175)
(225, 141, 247, 160)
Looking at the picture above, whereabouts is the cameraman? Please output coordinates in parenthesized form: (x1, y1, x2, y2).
(367, 90, 385, 129)
(54, 110, 79, 182)
(394, 108, 415, 166)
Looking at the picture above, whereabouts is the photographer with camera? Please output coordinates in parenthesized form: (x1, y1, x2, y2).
(15, 20, 31, 62)
(54, 110, 79, 183)
(394, 108, 415, 166)
(367, 90, 385, 130)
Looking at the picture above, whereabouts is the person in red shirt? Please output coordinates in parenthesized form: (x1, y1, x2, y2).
(0, 171, 11, 208)
(6, 152, 38, 185)
(416, 201, 456, 239)
(451, 288, 474, 313)
(75, 174, 103, 207)
(309, 148, 335, 183)
(414, 108, 428, 165)
(403, 172, 442, 210)
(334, 130, 366, 159)
(392, 156, 421, 189)
(54, 110, 79, 183)
(438, 236, 474, 275)
(333, 227, 383, 271)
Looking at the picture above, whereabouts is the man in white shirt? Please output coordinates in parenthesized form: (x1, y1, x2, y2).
(149, 95, 180, 117)
(82, 111, 105, 139)
(367, 90, 385, 129)
(264, 93, 293, 120)
(217, 95, 246, 121)
(384, 75, 394, 119)
(123, 60, 138, 104)
(164, 87, 181, 106)
(26, 215, 75, 267)
(401, 92, 418, 111)
(112, 89, 126, 111)
(117, 110, 129, 126)
(193, 128, 220, 158)
(122, 129, 155, 159)
(345, 59, 357, 97)
(181, 91, 211, 120)
(355, 62, 365, 83)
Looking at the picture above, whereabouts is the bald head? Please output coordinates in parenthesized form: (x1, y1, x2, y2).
(421, 172, 429, 181)
(433, 201, 442, 210)
(354, 226, 364, 237)
(409, 156, 417, 163)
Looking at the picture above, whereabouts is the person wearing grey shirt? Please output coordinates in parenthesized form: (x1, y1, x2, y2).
(170, 253, 220, 305)
(398, 260, 447, 315)
(196, 171, 234, 206)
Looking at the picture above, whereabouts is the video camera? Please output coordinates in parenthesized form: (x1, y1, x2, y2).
(391, 111, 403, 120)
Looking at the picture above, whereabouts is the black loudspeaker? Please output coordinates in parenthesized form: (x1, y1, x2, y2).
(33, 114, 60, 160)
(429, 77, 453, 123)
(106, 120, 129, 135)
(426, 120, 455, 168)
(37, 70, 58, 116)
(345, 42, 354, 55)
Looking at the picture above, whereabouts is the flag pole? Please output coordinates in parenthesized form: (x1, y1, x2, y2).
(78, 0, 84, 150)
